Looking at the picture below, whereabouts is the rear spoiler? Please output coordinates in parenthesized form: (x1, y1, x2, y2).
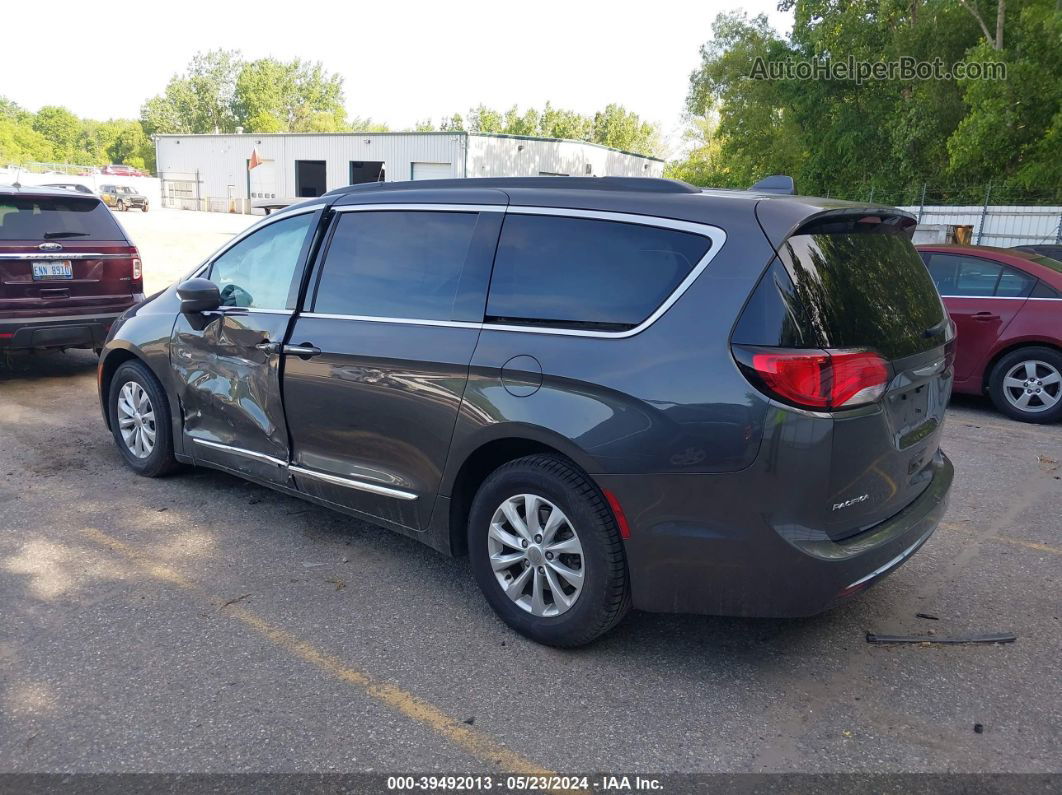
(756, 203, 918, 251)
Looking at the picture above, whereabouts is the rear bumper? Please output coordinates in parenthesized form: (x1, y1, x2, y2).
(597, 450, 953, 617)
(0, 310, 130, 350)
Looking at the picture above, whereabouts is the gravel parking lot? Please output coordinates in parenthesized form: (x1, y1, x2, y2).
(1, 210, 1060, 776)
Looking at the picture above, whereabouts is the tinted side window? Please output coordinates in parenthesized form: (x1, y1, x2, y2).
(1031, 280, 1061, 298)
(955, 258, 1001, 296)
(926, 255, 958, 294)
(209, 213, 313, 309)
(486, 214, 711, 330)
(995, 267, 1035, 297)
(314, 211, 479, 320)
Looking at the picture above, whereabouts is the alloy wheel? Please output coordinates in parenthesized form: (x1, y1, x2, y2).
(117, 381, 156, 458)
(487, 494, 585, 617)
(1001, 360, 1061, 413)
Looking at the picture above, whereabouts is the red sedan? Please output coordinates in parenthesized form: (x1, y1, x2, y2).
(917, 244, 1062, 423)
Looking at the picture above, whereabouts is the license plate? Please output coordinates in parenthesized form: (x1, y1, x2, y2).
(32, 261, 73, 280)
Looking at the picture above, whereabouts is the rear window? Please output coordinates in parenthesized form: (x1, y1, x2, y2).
(486, 214, 711, 331)
(0, 195, 125, 241)
(734, 228, 946, 359)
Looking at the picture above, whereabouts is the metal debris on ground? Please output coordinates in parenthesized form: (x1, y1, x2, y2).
(865, 632, 1016, 645)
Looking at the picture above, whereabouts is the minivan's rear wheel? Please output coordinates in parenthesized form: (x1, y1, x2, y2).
(988, 347, 1062, 424)
(468, 455, 630, 646)
(109, 360, 180, 476)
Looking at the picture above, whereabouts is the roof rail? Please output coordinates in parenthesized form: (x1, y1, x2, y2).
(325, 176, 700, 197)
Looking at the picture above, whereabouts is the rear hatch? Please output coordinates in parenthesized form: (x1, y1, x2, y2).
(0, 192, 142, 319)
(733, 212, 953, 540)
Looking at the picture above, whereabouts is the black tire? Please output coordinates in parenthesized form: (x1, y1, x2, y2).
(468, 454, 630, 647)
(988, 346, 1062, 424)
(142, 204, 149, 212)
(116, 200, 125, 212)
(108, 359, 181, 476)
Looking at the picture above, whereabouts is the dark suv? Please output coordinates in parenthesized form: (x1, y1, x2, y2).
(1, 185, 144, 353)
(98, 177, 954, 646)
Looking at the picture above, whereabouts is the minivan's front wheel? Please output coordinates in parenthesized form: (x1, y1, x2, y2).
(468, 455, 630, 647)
(988, 346, 1062, 424)
(108, 360, 180, 476)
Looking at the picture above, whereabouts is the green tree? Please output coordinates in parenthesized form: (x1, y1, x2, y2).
(468, 105, 504, 133)
(591, 103, 660, 154)
(31, 106, 81, 159)
(947, 2, 1062, 188)
(449, 102, 662, 156)
(141, 49, 242, 135)
(0, 116, 55, 164)
(234, 57, 348, 133)
(440, 113, 465, 131)
(673, 0, 1060, 199)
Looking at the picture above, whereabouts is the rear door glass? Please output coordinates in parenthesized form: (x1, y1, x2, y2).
(0, 196, 125, 241)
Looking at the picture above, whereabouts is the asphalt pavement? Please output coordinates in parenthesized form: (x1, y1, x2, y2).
(1, 349, 1059, 775)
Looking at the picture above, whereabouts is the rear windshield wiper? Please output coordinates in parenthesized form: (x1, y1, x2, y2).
(43, 231, 91, 239)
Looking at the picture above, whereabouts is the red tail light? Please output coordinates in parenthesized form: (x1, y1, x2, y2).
(115, 245, 142, 284)
(735, 347, 889, 410)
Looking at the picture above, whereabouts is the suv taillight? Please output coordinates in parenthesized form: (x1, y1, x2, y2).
(734, 346, 889, 410)
(132, 256, 142, 281)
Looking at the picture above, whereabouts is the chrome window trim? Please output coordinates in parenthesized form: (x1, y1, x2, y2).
(301, 312, 481, 329)
(333, 203, 505, 214)
(289, 465, 418, 501)
(939, 294, 1060, 301)
(191, 437, 287, 468)
(304, 204, 726, 339)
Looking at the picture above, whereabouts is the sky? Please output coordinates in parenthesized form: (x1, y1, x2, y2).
(3, 0, 793, 157)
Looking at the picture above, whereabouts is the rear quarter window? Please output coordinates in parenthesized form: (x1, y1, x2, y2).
(0, 195, 125, 241)
(735, 229, 946, 359)
(485, 214, 712, 331)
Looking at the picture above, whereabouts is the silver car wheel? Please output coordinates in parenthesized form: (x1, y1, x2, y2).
(1002, 360, 1061, 413)
(117, 381, 156, 458)
(487, 494, 585, 617)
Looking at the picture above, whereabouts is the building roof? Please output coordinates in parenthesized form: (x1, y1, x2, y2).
(152, 130, 664, 162)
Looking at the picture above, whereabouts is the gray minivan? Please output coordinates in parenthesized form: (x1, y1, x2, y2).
(98, 177, 954, 646)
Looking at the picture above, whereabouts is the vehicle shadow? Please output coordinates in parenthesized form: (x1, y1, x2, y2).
(0, 349, 98, 383)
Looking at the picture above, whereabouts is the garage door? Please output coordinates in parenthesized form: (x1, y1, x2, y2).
(411, 162, 453, 181)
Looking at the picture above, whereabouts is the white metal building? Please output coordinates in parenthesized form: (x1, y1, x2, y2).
(155, 131, 664, 212)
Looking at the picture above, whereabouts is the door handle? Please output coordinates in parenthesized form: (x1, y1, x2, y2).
(254, 340, 281, 354)
(282, 343, 321, 358)
(972, 311, 998, 322)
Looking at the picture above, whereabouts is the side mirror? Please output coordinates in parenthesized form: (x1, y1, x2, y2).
(176, 278, 221, 314)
